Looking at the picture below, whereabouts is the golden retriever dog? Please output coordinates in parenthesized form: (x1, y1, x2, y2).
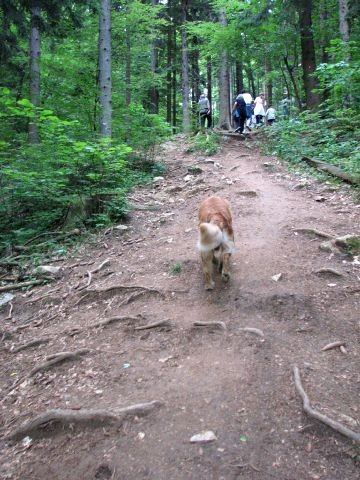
(198, 196, 234, 290)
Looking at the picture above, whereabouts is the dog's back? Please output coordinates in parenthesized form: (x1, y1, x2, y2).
(198, 196, 234, 254)
(198, 196, 234, 290)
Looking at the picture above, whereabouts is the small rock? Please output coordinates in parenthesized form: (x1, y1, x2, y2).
(225, 179, 233, 185)
(185, 228, 192, 233)
(114, 225, 129, 232)
(137, 432, 145, 440)
(183, 174, 194, 183)
(158, 355, 173, 363)
(314, 195, 326, 202)
(164, 185, 183, 194)
(153, 176, 165, 183)
(21, 436, 33, 448)
(203, 158, 215, 164)
(35, 265, 62, 277)
(187, 166, 203, 175)
(0, 293, 15, 308)
(271, 273, 283, 282)
(190, 431, 217, 443)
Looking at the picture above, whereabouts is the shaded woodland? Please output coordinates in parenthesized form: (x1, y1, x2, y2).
(0, 0, 359, 253)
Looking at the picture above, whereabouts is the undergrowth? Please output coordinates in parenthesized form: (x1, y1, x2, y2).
(187, 131, 221, 156)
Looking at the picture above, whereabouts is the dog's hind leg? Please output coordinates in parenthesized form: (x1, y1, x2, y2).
(201, 251, 215, 290)
(221, 253, 231, 282)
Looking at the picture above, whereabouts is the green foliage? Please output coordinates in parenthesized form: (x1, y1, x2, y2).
(169, 262, 182, 275)
(188, 132, 221, 156)
(264, 109, 360, 183)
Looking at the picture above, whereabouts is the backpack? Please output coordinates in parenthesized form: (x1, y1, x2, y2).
(236, 95, 246, 110)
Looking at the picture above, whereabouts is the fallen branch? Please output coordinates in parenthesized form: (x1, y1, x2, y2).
(24, 287, 61, 304)
(293, 366, 360, 443)
(29, 349, 90, 377)
(239, 327, 264, 338)
(321, 341, 345, 352)
(8, 400, 163, 441)
(0, 280, 46, 293)
(23, 229, 81, 246)
(193, 321, 226, 330)
(11, 338, 49, 353)
(135, 320, 171, 330)
(301, 157, 360, 185)
(293, 228, 335, 239)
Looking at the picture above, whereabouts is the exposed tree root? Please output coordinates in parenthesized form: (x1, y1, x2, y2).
(135, 320, 171, 330)
(90, 258, 111, 274)
(66, 316, 140, 336)
(293, 228, 335, 239)
(301, 157, 360, 185)
(0, 280, 46, 293)
(193, 321, 226, 330)
(321, 341, 345, 352)
(29, 349, 90, 377)
(75, 285, 163, 305)
(8, 400, 163, 441)
(315, 268, 343, 277)
(11, 338, 50, 353)
(293, 366, 360, 443)
(23, 229, 81, 246)
(25, 287, 61, 304)
(5, 302, 13, 320)
(239, 327, 265, 338)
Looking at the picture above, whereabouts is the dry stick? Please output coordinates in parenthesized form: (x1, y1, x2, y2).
(321, 341, 345, 352)
(8, 400, 163, 441)
(193, 321, 226, 330)
(340, 345, 347, 354)
(239, 327, 264, 338)
(0, 280, 45, 293)
(28, 349, 90, 377)
(135, 320, 171, 331)
(293, 228, 335, 239)
(11, 338, 50, 353)
(293, 366, 360, 443)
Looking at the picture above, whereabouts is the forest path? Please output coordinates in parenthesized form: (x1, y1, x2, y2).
(1, 134, 359, 480)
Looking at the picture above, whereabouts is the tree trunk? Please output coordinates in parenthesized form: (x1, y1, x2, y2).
(265, 58, 273, 106)
(319, 0, 329, 63)
(29, 0, 41, 144)
(99, 0, 112, 137)
(149, 0, 159, 114)
(235, 60, 243, 94)
(338, 0, 350, 43)
(295, 0, 320, 109)
(166, 12, 172, 124)
(218, 9, 230, 130)
(191, 36, 201, 110)
(207, 58, 212, 128)
(180, 0, 191, 134)
(283, 56, 303, 110)
(172, 23, 177, 134)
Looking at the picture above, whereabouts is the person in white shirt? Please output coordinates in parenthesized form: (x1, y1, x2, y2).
(254, 93, 266, 125)
(265, 106, 276, 125)
(198, 94, 211, 129)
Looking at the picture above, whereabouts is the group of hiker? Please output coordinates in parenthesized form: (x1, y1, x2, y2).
(198, 89, 280, 133)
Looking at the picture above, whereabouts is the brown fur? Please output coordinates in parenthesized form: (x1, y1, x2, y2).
(198, 196, 234, 290)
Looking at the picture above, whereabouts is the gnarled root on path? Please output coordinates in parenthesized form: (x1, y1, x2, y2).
(293, 366, 360, 443)
(8, 400, 163, 441)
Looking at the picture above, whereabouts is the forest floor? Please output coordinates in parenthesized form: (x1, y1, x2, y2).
(0, 133, 360, 480)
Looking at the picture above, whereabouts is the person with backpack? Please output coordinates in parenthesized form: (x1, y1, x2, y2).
(232, 93, 247, 134)
(198, 93, 211, 129)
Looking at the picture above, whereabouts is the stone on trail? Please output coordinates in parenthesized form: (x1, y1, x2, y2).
(271, 273, 283, 282)
(34, 265, 62, 277)
(153, 176, 165, 183)
(0, 293, 15, 308)
(190, 431, 217, 443)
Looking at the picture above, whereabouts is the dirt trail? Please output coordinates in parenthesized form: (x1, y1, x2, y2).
(1, 134, 359, 480)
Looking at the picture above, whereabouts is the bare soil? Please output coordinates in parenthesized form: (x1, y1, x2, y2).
(1, 134, 359, 480)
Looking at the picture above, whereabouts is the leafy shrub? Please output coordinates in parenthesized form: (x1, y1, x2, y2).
(188, 132, 221, 156)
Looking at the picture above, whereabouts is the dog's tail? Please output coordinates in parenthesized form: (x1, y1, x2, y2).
(197, 222, 223, 252)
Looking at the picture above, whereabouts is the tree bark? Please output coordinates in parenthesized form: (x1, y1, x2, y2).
(180, 0, 191, 133)
(29, 0, 41, 144)
(206, 57, 212, 128)
(172, 22, 177, 134)
(338, 0, 350, 43)
(218, 9, 230, 130)
(99, 0, 112, 137)
(283, 55, 303, 110)
(294, 0, 320, 109)
(149, 0, 159, 114)
(265, 58, 273, 106)
(166, 11, 172, 124)
(235, 60, 243, 94)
